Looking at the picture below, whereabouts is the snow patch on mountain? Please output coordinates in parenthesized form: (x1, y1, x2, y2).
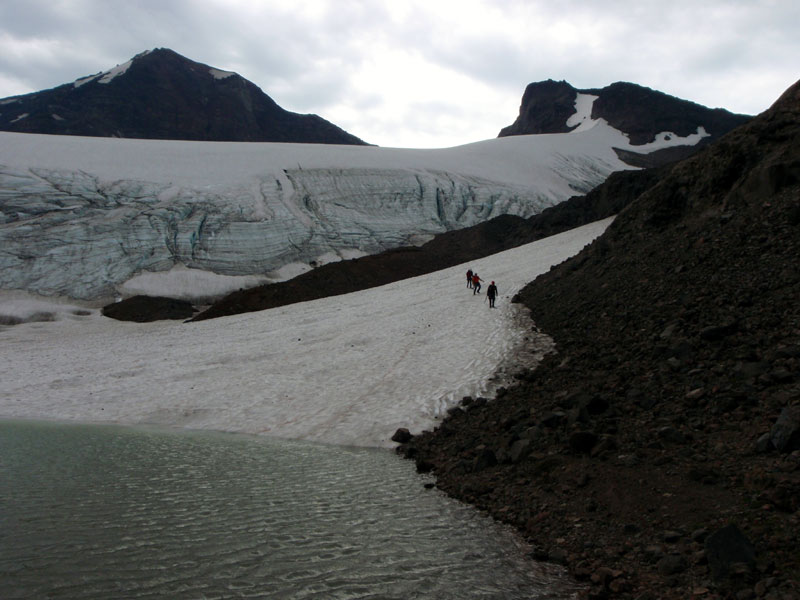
(73, 74, 100, 88)
(209, 68, 235, 80)
(98, 59, 134, 84)
(74, 50, 152, 88)
(633, 126, 710, 152)
(566, 93, 600, 132)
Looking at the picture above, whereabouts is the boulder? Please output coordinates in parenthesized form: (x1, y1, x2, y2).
(509, 438, 532, 463)
(391, 427, 413, 444)
(755, 432, 774, 453)
(540, 410, 567, 428)
(704, 524, 756, 582)
(769, 405, 800, 452)
(656, 554, 688, 576)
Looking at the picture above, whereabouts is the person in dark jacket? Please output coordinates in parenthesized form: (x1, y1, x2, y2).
(487, 281, 498, 307)
(466, 269, 473, 288)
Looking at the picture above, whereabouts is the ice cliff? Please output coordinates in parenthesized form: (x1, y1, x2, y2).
(0, 111, 705, 301)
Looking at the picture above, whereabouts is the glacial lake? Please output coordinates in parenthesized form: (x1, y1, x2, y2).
(0, 420, 580, 599)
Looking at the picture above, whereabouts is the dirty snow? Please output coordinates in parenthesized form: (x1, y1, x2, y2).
(0, 219, 612, 447)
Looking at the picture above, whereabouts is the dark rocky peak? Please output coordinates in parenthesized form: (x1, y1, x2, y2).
(589, 81, 751, 145)
(0, 48, 368, 145)
(97, 47, 251, 89)
(499, 79, 751, 146)
(498, 79, 579, 137)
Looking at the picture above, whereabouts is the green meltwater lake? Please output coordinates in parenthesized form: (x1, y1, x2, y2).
(0, 420, 580, 599)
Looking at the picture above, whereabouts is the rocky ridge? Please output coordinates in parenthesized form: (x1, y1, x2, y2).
(499, 80, 751, 166)
(0, 48, 367, 144)
(399, 80, 800, 598)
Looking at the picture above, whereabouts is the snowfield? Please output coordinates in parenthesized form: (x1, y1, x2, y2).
(0, 218, 611, 447)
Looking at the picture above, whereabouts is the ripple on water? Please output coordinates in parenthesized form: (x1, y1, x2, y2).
(0, 420, 581, 599)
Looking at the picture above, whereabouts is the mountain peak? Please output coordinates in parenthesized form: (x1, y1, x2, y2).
(498, 80, 579, 137)
(74, 47, 242, 88)
(0, 48, 368, 144)
(499, 79, 751, 149)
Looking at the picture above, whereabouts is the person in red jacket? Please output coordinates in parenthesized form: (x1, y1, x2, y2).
(472, 272, 482, 294)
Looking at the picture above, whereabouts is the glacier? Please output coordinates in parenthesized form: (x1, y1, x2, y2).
(0, 111, 705, 302)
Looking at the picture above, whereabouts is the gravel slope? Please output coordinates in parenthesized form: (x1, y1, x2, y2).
(400, 80, 800, 598)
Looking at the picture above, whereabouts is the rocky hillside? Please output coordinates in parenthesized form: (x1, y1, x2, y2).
(400, 80, 800, 598)
(499, 80, 751, 166)
(0, 48, 367, 144)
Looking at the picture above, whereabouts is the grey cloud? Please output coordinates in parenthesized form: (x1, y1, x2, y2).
(0, 0, 798, 144)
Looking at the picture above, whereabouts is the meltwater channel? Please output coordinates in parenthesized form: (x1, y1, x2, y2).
(0, 420, 580, 599)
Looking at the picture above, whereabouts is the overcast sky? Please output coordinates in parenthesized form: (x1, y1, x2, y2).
(0, 0, 797, 148)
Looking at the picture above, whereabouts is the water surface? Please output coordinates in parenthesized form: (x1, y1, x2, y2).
(0, 420, 579, 599)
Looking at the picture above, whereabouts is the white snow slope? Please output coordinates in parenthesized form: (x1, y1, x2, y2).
(0, 218, 611, 448)
(0, 91, 707, 302)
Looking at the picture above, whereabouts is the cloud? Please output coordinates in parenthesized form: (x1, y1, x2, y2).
(0, 0, 797, 147)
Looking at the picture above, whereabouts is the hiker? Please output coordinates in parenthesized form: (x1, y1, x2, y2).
(472, 272, 482, 294)
(487, 281, 498, 308)
(466, 269, 473, 288)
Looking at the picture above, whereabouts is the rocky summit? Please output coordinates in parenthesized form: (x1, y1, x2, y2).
(0, 48, 367, 144)
(400, 80, 800, 598)
(499, 79, 751, 167)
